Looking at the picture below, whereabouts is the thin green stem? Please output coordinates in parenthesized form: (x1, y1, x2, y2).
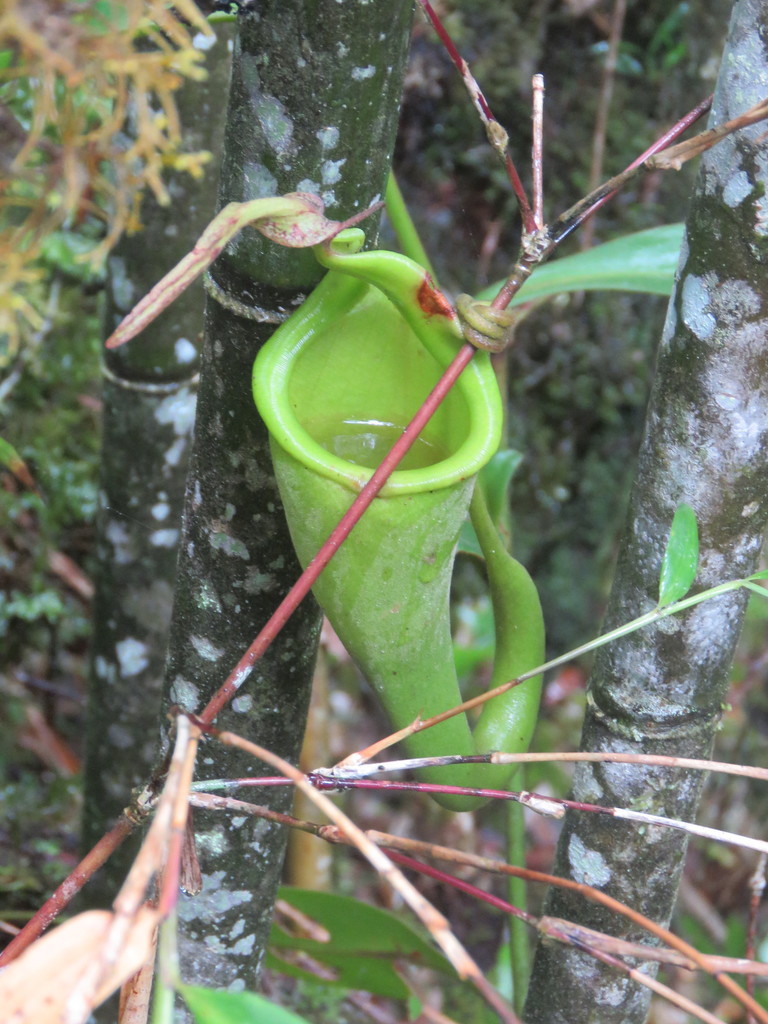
(152, 908, 180, 1024)
(384, 172, 437, 278)
(507, 774, 530, 1014)
(515, 576, 761, 685)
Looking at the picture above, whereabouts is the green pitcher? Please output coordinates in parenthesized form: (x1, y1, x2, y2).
(253, 232, 544, 809)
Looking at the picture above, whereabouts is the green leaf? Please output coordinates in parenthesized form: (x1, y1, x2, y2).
(479, 224, 684, 305)
(658, 503, 699, 607)
(267, 888, 451, 1000)
(180, 985, 312, 1024)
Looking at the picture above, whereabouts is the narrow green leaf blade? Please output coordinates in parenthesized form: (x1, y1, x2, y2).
(478, 224, 684, 305)
(267, 888, 450, 1000)
(658, 503, 699, 607)
(180, 985, 312, 1024)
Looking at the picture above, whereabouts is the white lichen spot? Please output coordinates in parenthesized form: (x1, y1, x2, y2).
(150, 528, 179, 548)
(714, 392, 740, 411)
(164, 436, 187, 468)
(94, 656, 116, 683)
(116, 638, 149, 677)
(230, 918, 246, 939)
(573, 763, 603, 803)
(742, 501, 760, 517)
(155, 389, 196, 436)
(191, 635, 225, 662)
(232, 694, 253, 714)
(351, 65, 376, 81)
(196, 828, 230, 856)
(681, 274, 716, 340)
(243, 161, 279, 197)
(227, 978, 246, 993)
(204, 934, 227, 953)
(723, 169, 752, 208)
(296, 177, 320, 195)
(231, 816, 247, 827)
(321, 157, 346, 185)
(336, 41, 349, 58)
(255, 95, 294, 157)
(108, 255, 135, 310)
(316, 126, 340, 150)
(170, 676, 200, 710)
(321, 189, 337, 206)
(209, 532, 250, 560)
(224, 502, 236, 522)
(176, 870, 252, 922)
(596, 980, 627, 1007)
(232, 934, 256, 955)
(568, 834, 611, 887)
(243, 568, 273, 593)
(151, 500, 170, 521)
(198, 582, 222, 612)
(175, 337, 198, 364)
(657, 614, 681, 635)
(107, 723, 133, 749)
(105, 519, 132, 565)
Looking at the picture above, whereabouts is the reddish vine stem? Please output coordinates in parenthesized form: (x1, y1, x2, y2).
(199, 342, 477, 724)
(416, 0, 536, 233)
(547, 93, 713, 248)
(381, 852, 734, 1024)
(0, 817, 134, 964)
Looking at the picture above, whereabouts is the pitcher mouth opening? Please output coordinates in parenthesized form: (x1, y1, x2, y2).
(254, 286, 503, 496)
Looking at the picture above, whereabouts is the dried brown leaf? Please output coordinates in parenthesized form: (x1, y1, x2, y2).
(0, 907, 158, 1024)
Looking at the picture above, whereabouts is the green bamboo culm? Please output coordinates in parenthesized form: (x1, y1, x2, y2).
(254, 233, 545, 810)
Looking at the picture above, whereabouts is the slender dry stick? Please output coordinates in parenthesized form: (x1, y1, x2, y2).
(531, 74, 545, 231)
(211, 727, 519, 1024)
(328, 749, 768, 785)
(746, 853, 767, 1016)
(545, 93, 716, 249)
(64, 716, 199, 1024)
(415, 0, 536, 233)
(312, 777, 768, 857)
(198, 341, 476, 724)
(191, 789, 768, 981)
(0, 816, 135, 964)
(359, 832, 768, 1024)
(580, 0, 627, 249)
(387, 850, 725, 1024)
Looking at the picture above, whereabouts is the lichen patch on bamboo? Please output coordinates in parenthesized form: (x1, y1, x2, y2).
(116, 637, 150, 677)
(681, 273, 716, 339)
(191, 635, 225, 662)
(568, 834, 611, 888)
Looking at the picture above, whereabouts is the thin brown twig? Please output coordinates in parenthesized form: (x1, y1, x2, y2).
(388, 850, 725, 1024)
(361, 832, 768, 1024)
(212, 727, 519, 1024)
(746, 853, 767, 1017)
(581, 0, 627, 249)
(531, 74, 545, 230)
(189, 791, 768, 987)
(65, 716, 199, 1024)
(0, 816, 135, 965)
(415, 0, 535, 233)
